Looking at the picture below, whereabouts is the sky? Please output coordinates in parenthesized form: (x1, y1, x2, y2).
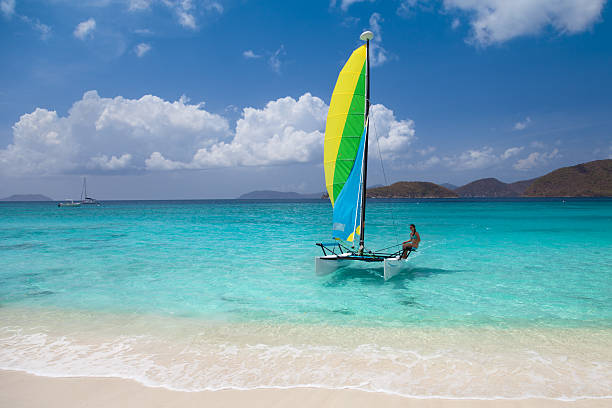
(0, 0, 611, 199)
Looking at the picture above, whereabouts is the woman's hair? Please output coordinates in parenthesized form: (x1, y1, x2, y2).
(410, 224, 416, 229)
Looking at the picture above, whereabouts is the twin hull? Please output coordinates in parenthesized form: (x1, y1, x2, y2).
(315, 256, 408, 281)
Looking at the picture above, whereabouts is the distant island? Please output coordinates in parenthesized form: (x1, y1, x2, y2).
(524, 159, 612, 197)
(0, 194, 53, 201)
(241, 159, 611, 200)
(367, 182, 458, 198)
(454, 177, 536, 198)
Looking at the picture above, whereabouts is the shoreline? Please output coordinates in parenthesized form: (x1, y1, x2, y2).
(2, 306, 611, 400)
(2, 370, 611, 408)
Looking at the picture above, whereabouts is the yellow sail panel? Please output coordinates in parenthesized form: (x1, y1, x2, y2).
(324, 45, 367, 206)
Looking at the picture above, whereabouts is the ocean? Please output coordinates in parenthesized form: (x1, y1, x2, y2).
(1, 199, 611, 399)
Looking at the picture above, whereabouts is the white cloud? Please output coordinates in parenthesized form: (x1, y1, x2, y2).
(128, 0, 151, 11)
(530, 140, 545, 149)
(444, 145, 524, 169)
(243, 50, 261, 59)
(0, 90, 230, 175)
(190, 93, 328, 167)
(451, 18, 460, 29)
(514, 116, 531, 130)
(409, 155, 441, 170)
(135, 42, 152, 57)
(443, 0, 606, 46)
(369, 104, 416, 158)
(513, 148, 560, 170)
(335, 0, 374, 11)
(444, 146, 497, 169)
(417, 146, 436, 156)
(1, 0, 15, 18)
(88, 154, 132, 170)
(145, 151, 188, 170)
(20, 15, 52, 40)
(368, 13, 388, 67)
(177, 10, 196, 29)
(0, 91, 416, 175)
(501, 146, 524, 160)
(268, 45, 285, 74)
(74, 18, 96, 40)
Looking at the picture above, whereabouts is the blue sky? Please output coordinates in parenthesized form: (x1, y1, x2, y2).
(1, 0, 611, 199)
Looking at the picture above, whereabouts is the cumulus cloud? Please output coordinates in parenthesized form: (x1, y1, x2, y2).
(128, 0, 152, 11)
(444, 145, 524, 169)
(444, 146, 498, 169)
(514, 116, 531, 130)
(189, 93, 328, 167)
(0, 91, 416, 175)
(243, 50, 261, 59)
(74, 18, 96, 40)
(135, 42, 152, 57)
(514, 148, 560, 170)
(500, 146, 524, 160)
(1, 0, 15, 18)
(417, 146, 436, 156)
(443, 0, 606, 46)
(89, 154, 132, 170)
(177, 9, 196, 29)
(0, 91, 230, 175)
(369, 104, 416, 158)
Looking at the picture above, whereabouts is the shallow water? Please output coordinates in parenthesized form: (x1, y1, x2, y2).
(1, 199, 611, 398)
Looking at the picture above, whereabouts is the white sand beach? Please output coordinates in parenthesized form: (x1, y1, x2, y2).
(2, 370, 611, 408)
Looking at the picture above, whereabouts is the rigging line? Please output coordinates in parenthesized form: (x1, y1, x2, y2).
(371, 113, 401, 247)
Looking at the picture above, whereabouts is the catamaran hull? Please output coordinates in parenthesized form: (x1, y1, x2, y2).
(315, 256, 409, 281)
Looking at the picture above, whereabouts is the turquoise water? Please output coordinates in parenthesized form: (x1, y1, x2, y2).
(1, 199, 611, 328)
(1, 199, 612, 398)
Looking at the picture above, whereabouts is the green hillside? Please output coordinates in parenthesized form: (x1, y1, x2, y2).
(524, 159, 612, 197)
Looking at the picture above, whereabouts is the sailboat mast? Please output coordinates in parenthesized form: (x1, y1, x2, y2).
(358, 31, 373, 255)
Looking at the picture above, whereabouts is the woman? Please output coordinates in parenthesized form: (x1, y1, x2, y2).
(400, 224, 420, 259)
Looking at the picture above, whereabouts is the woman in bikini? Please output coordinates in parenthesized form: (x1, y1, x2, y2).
(400, 224, 420, 259)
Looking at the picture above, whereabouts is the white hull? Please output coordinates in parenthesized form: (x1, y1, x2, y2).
(315, 256, 410, 281)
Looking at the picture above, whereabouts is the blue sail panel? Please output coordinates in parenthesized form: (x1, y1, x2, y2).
(331, 125, 366, 242)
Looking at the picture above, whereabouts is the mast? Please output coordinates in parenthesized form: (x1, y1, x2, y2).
(358, 30, 373, 255)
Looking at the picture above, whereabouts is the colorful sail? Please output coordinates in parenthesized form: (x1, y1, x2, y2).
(324, 45, 367, 207)
(323, 44, 367, 241)
(331, 123, 366, 241)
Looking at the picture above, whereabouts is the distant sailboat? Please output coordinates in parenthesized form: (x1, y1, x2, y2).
(80, 177, 99, 205)
(57, 199, 81, 208)
(315, 31, 413, 281)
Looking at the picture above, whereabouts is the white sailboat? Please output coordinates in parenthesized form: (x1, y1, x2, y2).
(315, 31, 414, 281)
(80, 177, 99, 205)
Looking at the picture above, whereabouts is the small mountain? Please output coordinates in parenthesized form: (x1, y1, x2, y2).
(455, 178, 518, 197)
(367, 182, 459, 198)
(238, 190, 323, 199)
(524, 159, 612, 197)
(440, 183, 458, 190)
(508, 178, 537, 195)
(0, 194, 53, 201)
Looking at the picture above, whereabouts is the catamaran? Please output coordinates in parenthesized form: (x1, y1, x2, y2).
(80, 177, 99, 205)
(315, 31, 414, 281)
